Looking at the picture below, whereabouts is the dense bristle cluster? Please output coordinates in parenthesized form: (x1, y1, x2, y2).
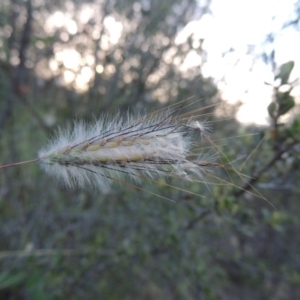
(38, 106, 220, 189)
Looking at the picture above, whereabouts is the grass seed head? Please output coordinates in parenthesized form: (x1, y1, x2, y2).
(38, 105, 218, 189)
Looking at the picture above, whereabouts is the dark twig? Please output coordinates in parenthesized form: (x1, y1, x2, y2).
(183, 209, 211, 230)
(235, 141, 298, 197)
(17, 0, 32, 72)
(12, 0, 51, 134)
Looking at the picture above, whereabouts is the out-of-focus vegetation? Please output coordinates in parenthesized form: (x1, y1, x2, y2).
(0, 0, 300, 299)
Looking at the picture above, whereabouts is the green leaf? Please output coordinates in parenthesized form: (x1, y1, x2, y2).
(275, 61, 295, 84)
(0, 272, 26, 290)
(267, 102, 277, 119)
(278, 94, 295, 116)
(290, 117, 300, 138)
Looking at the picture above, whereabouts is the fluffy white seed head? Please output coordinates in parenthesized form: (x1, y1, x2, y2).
(38, 107, 219, 189)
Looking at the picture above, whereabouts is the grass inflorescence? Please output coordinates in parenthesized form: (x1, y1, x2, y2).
(1, 100, 266, 202)
(38, 101, 223, 189)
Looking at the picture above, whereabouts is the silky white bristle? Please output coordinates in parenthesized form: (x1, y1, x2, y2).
(38, 107, 219, 189)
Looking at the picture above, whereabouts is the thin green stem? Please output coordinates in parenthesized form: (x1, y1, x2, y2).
(0, 158, 40, 170)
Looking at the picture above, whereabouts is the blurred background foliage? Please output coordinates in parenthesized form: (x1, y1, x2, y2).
(0, 0, 300, 299)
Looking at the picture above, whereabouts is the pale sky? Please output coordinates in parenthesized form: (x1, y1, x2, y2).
(196, 0, 300, 124)
(45, 0, 300, 124)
